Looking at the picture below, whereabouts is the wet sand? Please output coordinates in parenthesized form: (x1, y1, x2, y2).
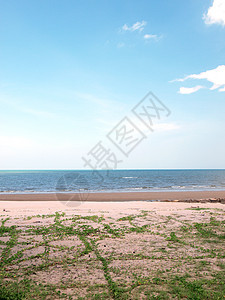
(0, 190, 225, 202)
(0, 190, 225, 218)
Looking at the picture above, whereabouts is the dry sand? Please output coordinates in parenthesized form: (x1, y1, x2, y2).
(0, 190, 225, 219)
(1, 199, 225, 220)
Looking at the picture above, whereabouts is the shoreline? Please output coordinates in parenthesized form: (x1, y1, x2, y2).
(0, 190, 225, 202)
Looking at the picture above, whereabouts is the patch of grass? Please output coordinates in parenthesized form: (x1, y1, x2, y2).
(194, 222, 225, 240)
(0, 210, 225, 299)
(118, 215, 136, 223)
(129, 224, 149, 233)
(0, 282, 25, 300)
(181, 225, 192, 232)
(186, 207, 210, 211)
(0, 279, 51, 300)
(166, 232, 181, 243)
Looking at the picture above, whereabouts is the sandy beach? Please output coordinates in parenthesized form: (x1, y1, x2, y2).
(0, 199, 225, 219)
(1, 190, 225, 219)
(1, 192, 225, 299)
(0, 190, 225, 202)
(0, 198, 225, 299)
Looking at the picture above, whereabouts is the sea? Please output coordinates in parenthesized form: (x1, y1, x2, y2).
(0, 169, 225, 194)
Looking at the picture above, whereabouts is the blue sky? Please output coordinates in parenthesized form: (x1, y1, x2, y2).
(0, 0, 225, 169)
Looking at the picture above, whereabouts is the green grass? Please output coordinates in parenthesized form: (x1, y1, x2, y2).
(0, 209, 225, 299)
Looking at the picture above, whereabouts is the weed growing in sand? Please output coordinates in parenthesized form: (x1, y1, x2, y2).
(0, 208, 225, 299)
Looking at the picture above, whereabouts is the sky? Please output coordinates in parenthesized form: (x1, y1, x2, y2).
(0, 0, 225, 170)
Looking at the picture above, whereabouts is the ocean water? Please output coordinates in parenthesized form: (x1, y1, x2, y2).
(0, 170, 225, 194)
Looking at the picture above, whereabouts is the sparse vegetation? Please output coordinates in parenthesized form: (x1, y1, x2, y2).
(0, 207, 225, 299)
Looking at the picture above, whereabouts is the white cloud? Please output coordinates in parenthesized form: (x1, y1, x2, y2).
(173, 65, 225, 93)
(179, 85, 204, 94)
(203, 0, 225, 26)
(122, 21, 147, 32)
(143, 34, 158, 40)
(120, 21, 161, 44)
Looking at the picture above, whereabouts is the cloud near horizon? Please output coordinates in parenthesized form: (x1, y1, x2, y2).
(203, 0, 225, 26)
(173, 65, 225, 94)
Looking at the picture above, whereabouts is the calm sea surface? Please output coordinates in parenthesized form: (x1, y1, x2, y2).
(0, 170, 225, 194)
